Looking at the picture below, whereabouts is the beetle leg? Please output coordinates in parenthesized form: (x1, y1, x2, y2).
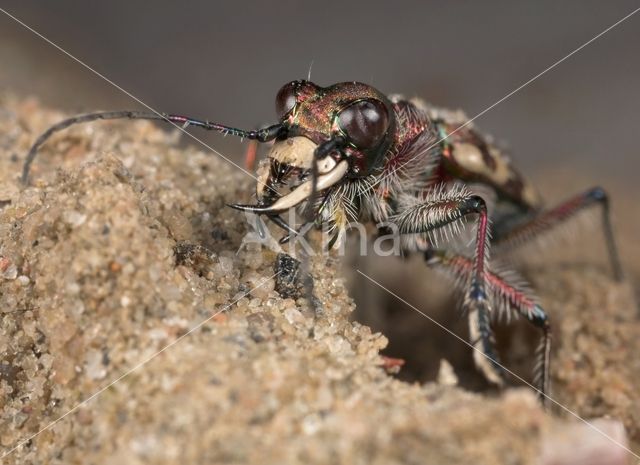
(243, 139, 259, 171)
(425, 250, 551, 403)
(494, 187, 623, 281)
(393, 191, 504, 386)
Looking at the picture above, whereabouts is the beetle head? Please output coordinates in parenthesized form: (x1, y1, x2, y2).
(230, 80, 396, 215)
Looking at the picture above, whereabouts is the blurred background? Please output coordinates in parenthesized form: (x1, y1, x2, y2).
(1, 1, 639, 384)
(1, 1, 639, 178)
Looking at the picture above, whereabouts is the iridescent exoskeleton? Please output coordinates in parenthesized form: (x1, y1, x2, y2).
(22, 80, 623, 402)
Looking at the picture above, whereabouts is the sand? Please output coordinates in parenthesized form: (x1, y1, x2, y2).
(0, 95, 638, 464)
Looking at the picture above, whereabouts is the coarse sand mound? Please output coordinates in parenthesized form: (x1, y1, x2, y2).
(1, 96, 638, 464)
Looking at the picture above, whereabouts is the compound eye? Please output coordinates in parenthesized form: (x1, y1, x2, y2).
(337, 99, 390, 148)
(275, 81, 298, 118)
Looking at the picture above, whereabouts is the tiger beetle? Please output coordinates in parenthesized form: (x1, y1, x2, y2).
(21, 80, 623, 404)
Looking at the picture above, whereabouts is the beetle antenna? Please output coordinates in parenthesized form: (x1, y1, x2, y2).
(21, 110, 283, 185)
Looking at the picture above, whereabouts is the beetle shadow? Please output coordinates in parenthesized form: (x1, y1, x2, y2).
(345, 252, 540, 394)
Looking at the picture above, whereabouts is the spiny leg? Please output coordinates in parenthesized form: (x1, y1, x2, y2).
(392, 187, 504, 386)
(425, 250, 551, 403)
(494, 187, 622, 281)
